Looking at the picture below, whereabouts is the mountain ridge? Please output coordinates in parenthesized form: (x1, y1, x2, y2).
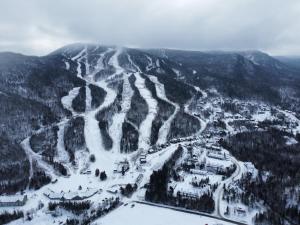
(0, 43, 300, 225)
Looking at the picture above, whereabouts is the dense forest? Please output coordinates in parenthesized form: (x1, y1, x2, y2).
(0, 136, 30, 194)
(72, 86, 86, 113)
(146, 145, 215, 213)
(64, 117, 86, 162)
(0, 211, 24, 224)
(142, 74, 175, 145)
(220, 129, 300, 225)
(96, 80, 123, 150)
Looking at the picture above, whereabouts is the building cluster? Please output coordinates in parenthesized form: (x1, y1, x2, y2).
(44, 188, 99, 201)
(0, 195, 27, 207)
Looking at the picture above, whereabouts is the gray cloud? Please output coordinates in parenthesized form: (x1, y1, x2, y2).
(0, 0, 299, 56)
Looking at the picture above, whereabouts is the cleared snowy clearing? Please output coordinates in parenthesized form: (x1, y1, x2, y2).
(134, 72, 158, 150)
(109, 74, 133, 152)
(96, 203, 233, 225)
(84, 80, 117, 173)
(21, 137, 57, 180)
(85, 85, 92, 112)
(55, 121, 69, 163)
(148, 75, 180, 144)
(64, 61, 70, 70)
(61, 87, 81, 115)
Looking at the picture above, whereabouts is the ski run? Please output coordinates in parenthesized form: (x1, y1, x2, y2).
(9, 45, 296, 225)
(148, 75, 179, 145)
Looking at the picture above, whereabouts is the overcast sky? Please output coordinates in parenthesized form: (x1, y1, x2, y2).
(0, 0, 299, 56)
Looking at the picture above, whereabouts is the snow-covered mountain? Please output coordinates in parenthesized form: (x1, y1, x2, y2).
(0, 44, 299, 225)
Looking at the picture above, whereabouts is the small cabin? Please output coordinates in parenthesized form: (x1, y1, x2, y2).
(139, 157, 147, 164)
(235, 207, 247, 216)
(114, 160, 130, 173)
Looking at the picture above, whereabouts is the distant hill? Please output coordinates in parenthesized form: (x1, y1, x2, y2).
(275, 55, 300, 70)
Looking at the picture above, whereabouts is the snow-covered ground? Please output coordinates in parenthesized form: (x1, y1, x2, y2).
(84, 79, 116, 173)
(21, 137, 57, 181)
(6, 46, 295, 225)
(279, 109, 300, 135)
(64, 61, 70, 70)
(85, 85, 92, 111)
(148, 75, 180, 145)
(55, 120, 70, 164)
(134, 72, 158, 150)
(109, 74, 133, 153)
(95, 203, 233, 225)
(252, 111, 272, 122)
(61, 87, 80, 115)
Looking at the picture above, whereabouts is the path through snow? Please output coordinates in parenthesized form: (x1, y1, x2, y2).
(134, 73, 158, 150)
(61, 87, 80, 115)
(148, 75, 180, 145)
(84, 80, 117, 172)
(109, 74, 133, 152)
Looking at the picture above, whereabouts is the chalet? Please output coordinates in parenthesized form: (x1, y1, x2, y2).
(135, 174, 143, 185)
(0, 195, 27, 207)
(190, 169, 207, 175)
(184, 157, 197, 166)
(107, 185, 120, 194)
(148, 147, 159, 154)
(114, 160, 130, 173)
(44, 188, 99, 201)
(207, 151, 228, 160)
(210, 145, 222, 151)
(206, 163, 225, 173)
(177, 191, 199, 201)
(140, 152, 147, 158)
(80, 170, 91, 175)
(235, 207, 247, 216)
(139, 154, 147, 164)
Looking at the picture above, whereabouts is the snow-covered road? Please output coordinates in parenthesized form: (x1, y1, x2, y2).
(215, 157, 243, 219)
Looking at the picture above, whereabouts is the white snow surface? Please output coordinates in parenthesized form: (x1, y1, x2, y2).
(61, 87, 80, 115)
(64, 61, 70, 70)
(6, 46, 275, 225)
(148, 75, 179, 144)
(85, 84, 92, 111)
(84, 80, 117, 173)
(134, 72, 158, 150)
(95, 203, 232, 225)
(55, 121, 70, 164)
(109, 74, 133, 152)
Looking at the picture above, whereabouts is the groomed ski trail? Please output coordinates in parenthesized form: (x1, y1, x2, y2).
(148, 75, 180, 145)
(134, 72, 158, 150)
(127, 54, 158, 150)
(109, 74, 133, 152)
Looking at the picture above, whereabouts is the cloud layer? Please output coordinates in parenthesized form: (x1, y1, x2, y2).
(0, 0, 299, 56)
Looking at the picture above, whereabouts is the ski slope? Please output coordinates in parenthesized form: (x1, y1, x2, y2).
(61, 87, 80, 115)
(109, 74, 133, 152)
(134, 72, 158, 150)
(148, 75, 180, 145)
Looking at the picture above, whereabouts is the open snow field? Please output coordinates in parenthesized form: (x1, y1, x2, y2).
(95, 203, 233, 225)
